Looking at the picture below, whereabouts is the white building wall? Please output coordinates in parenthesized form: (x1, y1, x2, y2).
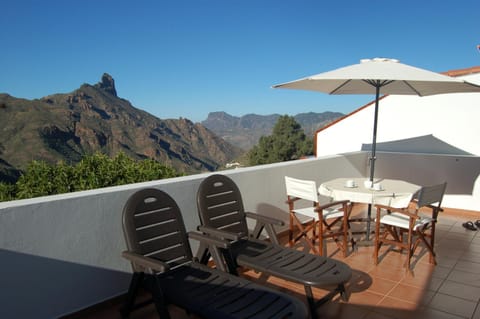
(315, 73, 480, 211)
(316, 73, 480, 157)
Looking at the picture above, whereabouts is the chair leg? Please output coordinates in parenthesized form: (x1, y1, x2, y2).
(342, 205, 348, 257)
(289, 212, 294, 247)
(318, 219, 324, 256)
(406, 229, 413, 271)
(429, 224, 437, 264)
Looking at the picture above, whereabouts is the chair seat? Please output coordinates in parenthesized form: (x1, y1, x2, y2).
(293, 206, 345, 221)
(374, 182, 446, 271)
(380, 212, 433, 231)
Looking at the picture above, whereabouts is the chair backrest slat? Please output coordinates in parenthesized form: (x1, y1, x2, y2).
(122, 188, 193, 271)
(416, 182, 447, 209)
(197, 174, 249, 238)
(285, 176, 318, 202)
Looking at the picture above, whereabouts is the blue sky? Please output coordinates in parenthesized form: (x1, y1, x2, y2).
(1, 0, 479, 122)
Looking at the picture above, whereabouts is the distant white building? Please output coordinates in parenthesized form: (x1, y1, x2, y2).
(314, 66, 480, 211)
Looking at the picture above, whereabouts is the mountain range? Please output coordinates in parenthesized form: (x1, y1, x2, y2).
(0, 74, 242, 182)
(0, 74, 344, 183)
(201, 111, 344, 150)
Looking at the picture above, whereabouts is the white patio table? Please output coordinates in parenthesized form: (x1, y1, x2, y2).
(318, 177, 421, 241)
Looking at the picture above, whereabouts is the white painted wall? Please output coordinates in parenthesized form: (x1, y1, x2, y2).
(316, 73, 480, 156)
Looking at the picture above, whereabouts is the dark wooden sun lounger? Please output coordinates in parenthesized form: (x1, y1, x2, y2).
(121, 188, 308, 319)
(196, 174, 352, 317)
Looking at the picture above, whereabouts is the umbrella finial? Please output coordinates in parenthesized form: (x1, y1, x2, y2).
(361, 58, 400, 63)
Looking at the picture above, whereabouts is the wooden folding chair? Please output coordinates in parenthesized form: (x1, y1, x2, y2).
(374, 182, 447, 270)
(285, 176, 354, 257)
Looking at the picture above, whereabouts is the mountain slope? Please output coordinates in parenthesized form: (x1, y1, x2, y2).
(0, 74, 242, 181)
(202, 111, 344, 150)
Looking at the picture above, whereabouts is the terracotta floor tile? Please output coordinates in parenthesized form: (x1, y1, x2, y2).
(348, 290, 384, 306)
(416, 307, 465, 319)
(447, 269, 480, 287)
(346, 269, 375, 294)
(429, 293, 477, 318)
(438, 280, 480, 302)
(362, 311, 397, 319)
(454, 259, 480, 274)
(368, 266, 406, 282)
(424, 276, 444, 292)
(374, 297, 418, 319)
(387, 282, 426, 304)
(315, 302, 371, 319)
(473, 305, 480, 319)
(460, 251, 480, 263)
(367, 277, 397, 295)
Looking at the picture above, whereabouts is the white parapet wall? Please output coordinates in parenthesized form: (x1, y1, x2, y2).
(1, 150, 478, 318)
(0, 153, 367, 318)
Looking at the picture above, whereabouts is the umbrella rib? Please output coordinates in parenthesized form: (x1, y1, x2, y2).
(363, 79, 394, 88)
(402, 80, 422, 96)
(329, 79, 352, 94)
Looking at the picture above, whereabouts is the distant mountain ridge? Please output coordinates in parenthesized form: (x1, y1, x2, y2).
(202, 111, 344, 150)
(0, 74, 243, 182)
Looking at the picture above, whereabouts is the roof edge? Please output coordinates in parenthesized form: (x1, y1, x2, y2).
(443, 66, 480, 77)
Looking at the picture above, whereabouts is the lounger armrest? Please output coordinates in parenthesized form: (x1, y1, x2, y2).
(122, 250, 170, 273)
(245, 211, 283, 245)
(197, 225, 241, 241)
(245, 211, 285, 226)
(188, 231, 231, 249)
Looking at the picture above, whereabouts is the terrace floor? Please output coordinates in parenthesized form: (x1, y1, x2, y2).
(67, 205, 480, 319)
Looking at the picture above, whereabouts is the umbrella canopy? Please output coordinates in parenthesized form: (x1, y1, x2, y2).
(273, 58, 480, 182)
(273, 58, 480, 96)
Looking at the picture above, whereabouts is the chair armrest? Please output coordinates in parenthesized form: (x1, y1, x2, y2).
(317, 200, 349, 211)
(424, 204, 444, 212)
(122, 250, 170, 273)
(245, 211, 284, 226)
(374, 204, 418, 219)
(188, 231, 231, 249)
(197, 225, 241, 241)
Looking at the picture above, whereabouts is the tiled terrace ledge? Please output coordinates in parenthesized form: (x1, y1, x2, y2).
(0, 151, 479, 318)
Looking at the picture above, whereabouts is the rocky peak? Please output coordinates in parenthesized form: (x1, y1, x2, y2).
(95, 73, 117, 97)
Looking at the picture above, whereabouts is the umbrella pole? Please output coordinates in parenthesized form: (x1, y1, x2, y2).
(366, 84, 381, 241)
(369, 84, 380, 182)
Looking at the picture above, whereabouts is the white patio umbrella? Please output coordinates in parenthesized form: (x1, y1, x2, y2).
(273, 58, 480, 242)
(273, 58, 480, 183)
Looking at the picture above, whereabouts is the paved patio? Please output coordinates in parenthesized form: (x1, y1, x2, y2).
(66, 206, 480, 319)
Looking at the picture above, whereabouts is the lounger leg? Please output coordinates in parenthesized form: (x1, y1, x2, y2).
(150, 275, 171, 319)
(304, 285, 318, 319)
(196, 242, 211, 265)
(121, 272, 144, 318)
